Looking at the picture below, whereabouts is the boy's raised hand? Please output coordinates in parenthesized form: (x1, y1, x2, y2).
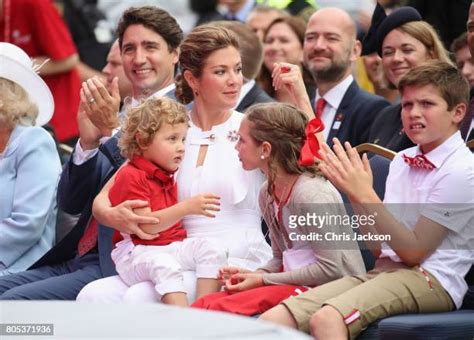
(319, 138, 374, 200)
(186, 193, 221, 217)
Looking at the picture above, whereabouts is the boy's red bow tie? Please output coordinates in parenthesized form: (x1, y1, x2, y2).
(402, 154, 436, 170)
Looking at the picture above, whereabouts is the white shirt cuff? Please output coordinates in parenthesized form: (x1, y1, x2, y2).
(72, 140, 99, 165)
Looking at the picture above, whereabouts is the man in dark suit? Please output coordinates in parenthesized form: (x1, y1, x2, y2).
(464, 2, 474, 141)
(0, 6, 183, 300)
(304, 8, 389, 147)
(212, 20, 274, 113)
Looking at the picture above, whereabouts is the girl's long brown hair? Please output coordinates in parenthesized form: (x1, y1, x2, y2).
(246, 102, 322, 196)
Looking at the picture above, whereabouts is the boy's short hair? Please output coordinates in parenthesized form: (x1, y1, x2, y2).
(398, 60, 470, 111)
(119, 97, 188, 159)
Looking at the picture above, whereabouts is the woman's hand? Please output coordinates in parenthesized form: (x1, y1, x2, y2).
(185, 193, 221, 217)
(218, 266, 251, 281)
(271, 62, 307, 98)
(271, 62, 315, 119)
(224, 272, 264, 293)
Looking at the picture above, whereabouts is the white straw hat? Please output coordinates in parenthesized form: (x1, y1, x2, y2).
(0, 42, 54, 126)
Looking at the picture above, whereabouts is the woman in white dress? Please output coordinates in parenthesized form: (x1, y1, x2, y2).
(77, 25, 272, 303)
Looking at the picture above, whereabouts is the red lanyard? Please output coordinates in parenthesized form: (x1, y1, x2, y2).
(273, 178, 298, 224)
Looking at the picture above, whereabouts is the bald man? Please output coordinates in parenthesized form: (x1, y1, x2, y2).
(102, 40, 132, 100)
(303, 8, 389, 147)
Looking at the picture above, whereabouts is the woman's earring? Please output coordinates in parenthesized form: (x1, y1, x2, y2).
(260, 155, 265, 160)
(194, 90, 199, 97)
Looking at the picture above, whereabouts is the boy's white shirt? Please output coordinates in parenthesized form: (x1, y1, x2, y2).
(73, 84, 176, 165)
(382, 131, 474, 308)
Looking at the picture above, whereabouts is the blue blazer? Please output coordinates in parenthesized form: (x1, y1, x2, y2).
(30, 88, 179, 277)
(30, 135, 123, 277)
(314, 81, 390, 147)
(236, 82, 274, 113)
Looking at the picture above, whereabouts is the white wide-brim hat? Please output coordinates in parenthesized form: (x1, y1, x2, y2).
(0, 42, 54, 126)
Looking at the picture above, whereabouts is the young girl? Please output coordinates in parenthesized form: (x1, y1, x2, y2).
(192, 102, 365, 315)
(107, 97, 226, 307)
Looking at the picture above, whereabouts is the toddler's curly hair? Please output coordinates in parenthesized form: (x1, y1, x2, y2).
(119, 97, 188, 159)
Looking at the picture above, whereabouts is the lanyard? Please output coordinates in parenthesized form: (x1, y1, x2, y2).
(273, 178, 298, 224)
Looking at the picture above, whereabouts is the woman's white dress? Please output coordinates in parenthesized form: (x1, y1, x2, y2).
(177, 111, 271, 269)
(77, 111, 271, 303)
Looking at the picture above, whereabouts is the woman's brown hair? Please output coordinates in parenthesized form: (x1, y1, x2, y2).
(175, 25, 240, 104)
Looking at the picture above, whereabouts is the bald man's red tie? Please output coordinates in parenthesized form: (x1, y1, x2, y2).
(315, 98, 326, 119)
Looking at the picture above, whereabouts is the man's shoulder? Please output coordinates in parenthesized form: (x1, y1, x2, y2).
(340, 81, 390, 112)
(352, 85, 390, 106)
(254, 88, 274, 104)
(237, 84, 274, 112)
(99, 134, 126, 169)
(249, 83, 273, 101)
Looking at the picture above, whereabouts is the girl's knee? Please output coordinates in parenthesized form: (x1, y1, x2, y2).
(259, 305, 297, 328)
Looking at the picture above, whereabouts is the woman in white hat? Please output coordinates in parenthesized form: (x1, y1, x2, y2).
(0, 43, 62, 275)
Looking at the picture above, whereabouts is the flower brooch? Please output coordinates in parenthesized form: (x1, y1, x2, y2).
(227, 129, 239, 143)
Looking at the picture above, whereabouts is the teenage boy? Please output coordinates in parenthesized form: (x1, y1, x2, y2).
(259, 61, 474, 339)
